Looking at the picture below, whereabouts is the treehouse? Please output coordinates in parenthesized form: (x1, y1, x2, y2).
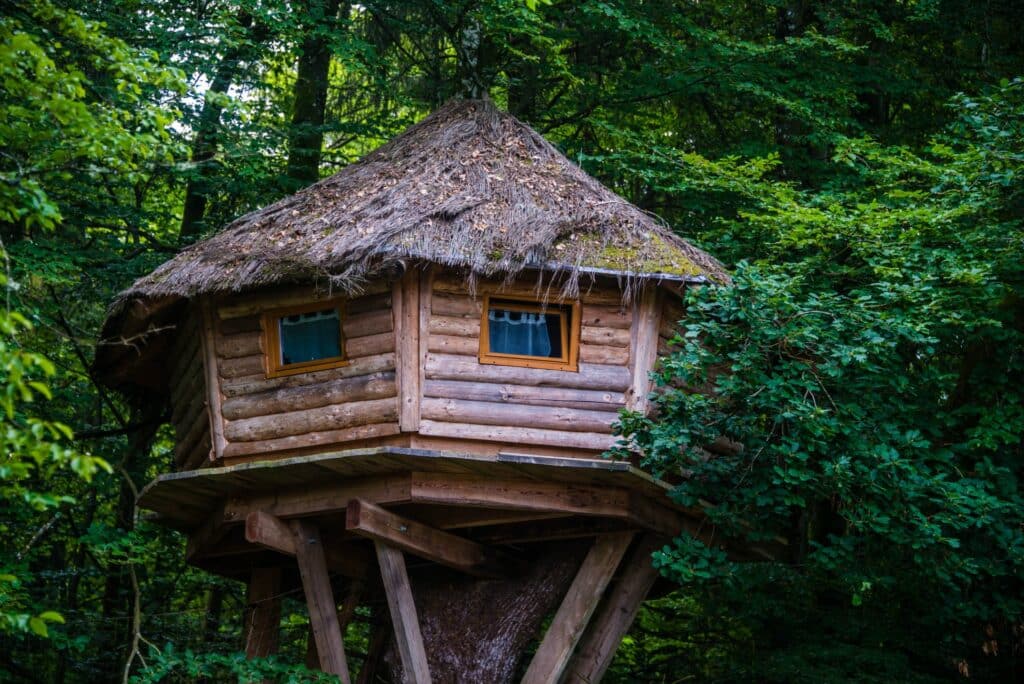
(93, 100, 732, 683)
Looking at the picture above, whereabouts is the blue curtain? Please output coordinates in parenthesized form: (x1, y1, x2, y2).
(279, 309, 341, 364)
(488, 308, 560, 358)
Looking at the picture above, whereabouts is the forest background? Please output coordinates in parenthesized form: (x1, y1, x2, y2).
(0, 0, 1022, 681)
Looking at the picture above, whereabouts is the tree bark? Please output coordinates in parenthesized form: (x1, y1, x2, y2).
(180, 12, 264, 239)
(285, 0, 343, 188)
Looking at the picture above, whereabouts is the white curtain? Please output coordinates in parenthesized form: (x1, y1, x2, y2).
(488, 309, 553, 357)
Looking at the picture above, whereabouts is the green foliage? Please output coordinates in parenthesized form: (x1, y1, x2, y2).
(614, 80, 1024, 681)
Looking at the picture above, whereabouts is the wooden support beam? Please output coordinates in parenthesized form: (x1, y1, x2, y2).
(375, 542, 432, 684)
(292, 520, 351, 682)
(471, 517, 637, 546)
(306, 579, 365, 671)
(627, 286, 662, 414)
(245, 511, 371, 580)
(409, 473, 684, 537)
(225, 474, 413, 521)
(199, 298, 228, 460)
(395, 270, 422, 432)
(243, 567, 282, 660)
(564, 535, 664, 683)
(520, 532, 634, 684)
(345, 500, 513, 578)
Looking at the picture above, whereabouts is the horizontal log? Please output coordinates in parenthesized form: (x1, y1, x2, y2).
(216, 331, 261, 359)
(218, 282, 390, 319)
(347, 331, 395, 357)
(345, 292, 391, 315)
(221, 422, 401, 458)
(219, 354, 264, 379)
(427, 334, 477, 356)
(421, 398, 616, 434)
(579, 344, 629, 366)
(222, 371, 397, 420)
(428, 315, 479, 337)
(170, 334, 201, 380)
(225, 397, 398, 442)
(418, 420, 619, 451)
(343, 308, 392, 338)
(580, 326, 630, 348)
(345, 499, 514, 578)
(219, 315, 261, 336)
(424, 353, 631, 391)
(430, 293, 480, 317)
(175, 404, 209, 462)
(580, 304, 631, 330)
(433, 277, 623, 305)
(173, 391, 207, 441)
(181, 433, 212, 471)
(422, 379, 626, 412)
(170, 362, 204, 420)
(221, 353, 395, 397)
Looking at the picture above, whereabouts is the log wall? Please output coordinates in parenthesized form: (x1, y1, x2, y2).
(169, 308, 211, 470)
(212, 288, 399, 460)
(420, 275, 631, 452)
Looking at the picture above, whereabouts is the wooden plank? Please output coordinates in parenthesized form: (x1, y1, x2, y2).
(396, 272, 421, 432)
(245, 511, 370, 580)
(472, 518, 637, 545)
(216, 331, 262, 359)
(292, 520, 351, 681)
(375, 542, 432, 684)
(424, 353, 631, 391)
(221, 422, 401, 458)
(421, 397, 616, 434)
(345, 499, 512, 578)
(427, 314, 479, 337)
(226, 474, 413, 520)
(243, 567, 282, 659)
(222, 353, 395, 397)
(520, 532, 634, 684)
(346, 331, 395, 358)
(418, 420, 618, 451)
(224, 397, 399, 442)
(565, 534, 663, 684)
(217, 282, 389, 319)
(430, 292, 479, 317)
(422, 379, 625, 412)
(222, 371, 397, 420)
(200, 299, 228, 460)
(627, 287, 661, 413)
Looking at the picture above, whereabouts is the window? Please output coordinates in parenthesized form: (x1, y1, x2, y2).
(479, 295, 580, 371)
(262, 300, 347, 377)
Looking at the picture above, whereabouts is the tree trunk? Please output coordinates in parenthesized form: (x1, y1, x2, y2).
(381, 540, 589, 683)
(285, 0, 343, 188)
(180, 12, 263, 239)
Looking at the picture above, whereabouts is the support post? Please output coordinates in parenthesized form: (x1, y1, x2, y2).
(375, 542, 432, 684)
(521, 532, 634, 684)
(243, 567, 282, 659)
(563, 534, 664, 683)
(292, 520, 351, 682)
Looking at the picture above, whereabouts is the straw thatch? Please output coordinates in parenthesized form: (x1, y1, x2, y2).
(95, 99, 726, 389)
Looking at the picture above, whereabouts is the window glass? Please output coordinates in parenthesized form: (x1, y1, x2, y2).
(487, 305, 564, 359)
(278, 308, 342, 365)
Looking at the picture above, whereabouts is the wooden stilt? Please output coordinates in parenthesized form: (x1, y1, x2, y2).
(563, 534, 663, 683)
(292, 520, 351, 683)
(375, 542, 432, 684)
(243, 567, 282, 660)
(520, 532, 634, 684)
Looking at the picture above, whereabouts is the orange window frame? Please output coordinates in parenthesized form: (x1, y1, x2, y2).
(478, 295, 581, 372)
(261, 299, 348, 378)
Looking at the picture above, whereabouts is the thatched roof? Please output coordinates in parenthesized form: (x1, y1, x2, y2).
(95, 99, 726, 390)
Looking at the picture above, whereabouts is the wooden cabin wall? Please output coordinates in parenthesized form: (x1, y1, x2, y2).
(169, 308, 211, 470)
(657, 296, 686, 358)
(211, 286, 400, 459)
(419, 274, 634, 452)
